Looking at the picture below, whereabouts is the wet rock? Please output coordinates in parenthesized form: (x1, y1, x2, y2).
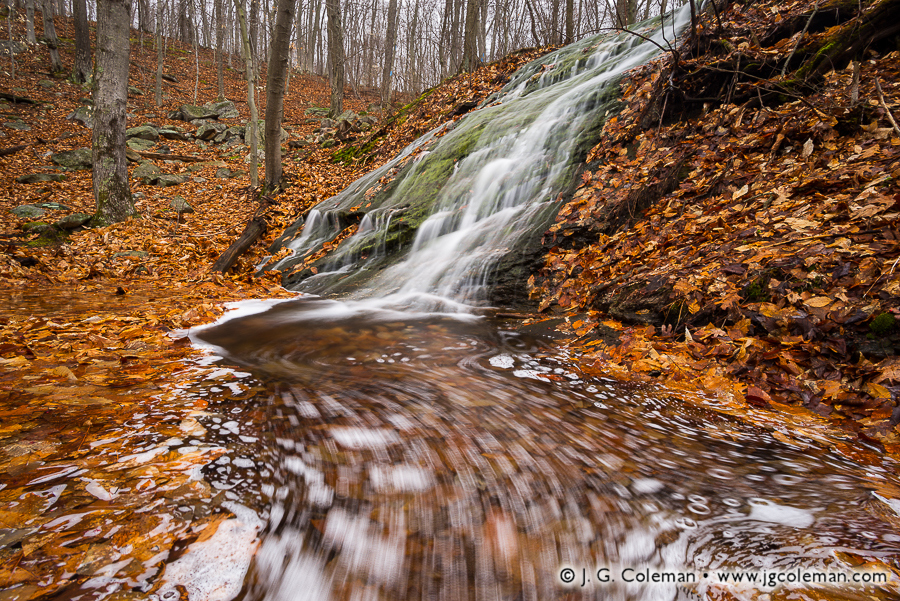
(51, 148, 93, 170)
(16, 173, 66, 184)
(55, 213, 92, 230)
(66, 105, 93, 129)
(170, 196, 195, 214)
(11, 205, 45, 219)
(170, 104, 218, 121)
(126, 125, 159, 142)
(133, 161, 161, 184)
(203, 100, 239, 119)
(154, 174, 187, 187)
(196, 122, 227, 140)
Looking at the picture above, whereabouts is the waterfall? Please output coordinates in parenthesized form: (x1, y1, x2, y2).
(268, 7, 690, 311)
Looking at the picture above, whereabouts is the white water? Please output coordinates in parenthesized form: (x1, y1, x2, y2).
(268, 7, 691, 312)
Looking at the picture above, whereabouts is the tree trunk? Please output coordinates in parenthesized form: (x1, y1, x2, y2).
(41, 0, 64, 72)
(56, 0, 64, 17)
(249, 0, 259, 63)
(564, 0, 573, 43)
(325, 0, 343, 116)
(380, 0, 398, 107)
(24, 0, 36, 44)
(234, 0, 259, 187)
(155, 0, 164, 105)
(93, 0, 135, 225)
(190, 0, 199, 101)
(460, 0, 478, 72)
(73, 0, 91, 83)
(365, 0, 376, 86)
(215, 0, 225, 98)
(264, 0, 295, 190)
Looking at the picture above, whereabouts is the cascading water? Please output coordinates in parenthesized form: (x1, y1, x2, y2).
(267, 8, 690, 309)
(189, 8, 900, 601)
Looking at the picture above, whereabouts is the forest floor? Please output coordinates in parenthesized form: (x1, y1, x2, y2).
(1, 0, 900, 597)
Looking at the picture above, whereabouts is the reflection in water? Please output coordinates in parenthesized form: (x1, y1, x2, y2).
(195, 298, 900, 601)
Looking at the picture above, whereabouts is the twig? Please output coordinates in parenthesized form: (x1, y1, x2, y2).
(875, 77, 900, 137)
(782, 0, 821, 77)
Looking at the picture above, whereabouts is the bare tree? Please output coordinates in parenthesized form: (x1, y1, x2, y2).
(93, 0, 135, 225)
(41, 0, 64, 73)
(265, 0, 296, 189)
(325, 0, 343, 115)
(24, 0, 36, 44)
(215, 0, 225, 98)
(73, 0, 91, 83)
(381, 0, 398, 107)
(155, 0, 164, 105)
(460, 0, 479, 71)
(234, 0, 259, 187)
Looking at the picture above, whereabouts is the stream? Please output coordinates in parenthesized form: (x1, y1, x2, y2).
(181, 297, 900, 601)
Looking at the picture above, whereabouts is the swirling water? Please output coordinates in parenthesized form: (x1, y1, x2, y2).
(191, 299, 900, 601)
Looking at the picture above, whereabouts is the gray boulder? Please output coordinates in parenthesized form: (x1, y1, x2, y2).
(66, 106, 94, 129)
(126, 125, 159, 142)
(203, 100, 239, 119)
(16, 173, 66, 184)
(51, 148, 92, 170)
(170, 104, 218, 121)
(4, 121, 31, 131)
(214, 126, 245, 144)
(128, 85, 144, 96)
(55, 213, 92, 230)
(11, 205, 45, 219)
(171, 196, 195, 214)
(159, 127, 190, 141)
(337, 110, 359, 123)
(305, 107, 330, 117)
(196, 122, 227, 140)
(38, 202, 71, 210)
(127, 138, 155, 152)
(133, 161, 160, 184)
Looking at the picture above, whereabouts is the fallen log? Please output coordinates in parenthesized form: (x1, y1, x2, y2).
(137, 151, 206, 162)
(211, 216, 267, 273)
(0, 144, 28, 157)
(0, 92, 37, 104)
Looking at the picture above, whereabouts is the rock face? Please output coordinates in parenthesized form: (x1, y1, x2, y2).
(126, 138, 155, 151)
(159, 127, 190, 141)
(203, 100, 239, 119)
(154, 174, 188, 187)
(51, 149, 93, 170)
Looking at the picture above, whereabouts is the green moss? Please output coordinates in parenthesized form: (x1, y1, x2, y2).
(744, 275, 770, 302)
(869, 312, 897, 337)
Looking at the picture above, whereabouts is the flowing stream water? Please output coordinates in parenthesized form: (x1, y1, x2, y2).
(183, 7, 900, 600)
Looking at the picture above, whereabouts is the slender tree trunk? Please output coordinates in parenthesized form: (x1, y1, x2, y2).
(324, 0, 343, 115)
(564, 0, 573, 42)
(249, 0, 259, 64)
(7, 1, 14, 80)
(264, 0, 295, 189)
(215, 0, 225, 98)
(41, 0, 64, 72)
(56, 0, 64, 17)
(155, 0, 164, 105)
(365, 0, 376, 86)
(234, 0, 258, 187)
(93, 0, 135, 225)
(24, 0, 36, 44)
(73, 0, 91, 83)
(190, 0, 199, 101)
(380, 0, 397, 107)
(438, 0, 451, 75)
(460, 0, 478, 72)
(407, 0, 419, 92)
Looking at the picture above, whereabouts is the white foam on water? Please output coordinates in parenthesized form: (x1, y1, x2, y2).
(747, 500, 815, 528)
(369, 464, 434, 493)
(157, 502, 263, 601)
(489, 354, 515, 369)
(331, 427, 401, 449)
